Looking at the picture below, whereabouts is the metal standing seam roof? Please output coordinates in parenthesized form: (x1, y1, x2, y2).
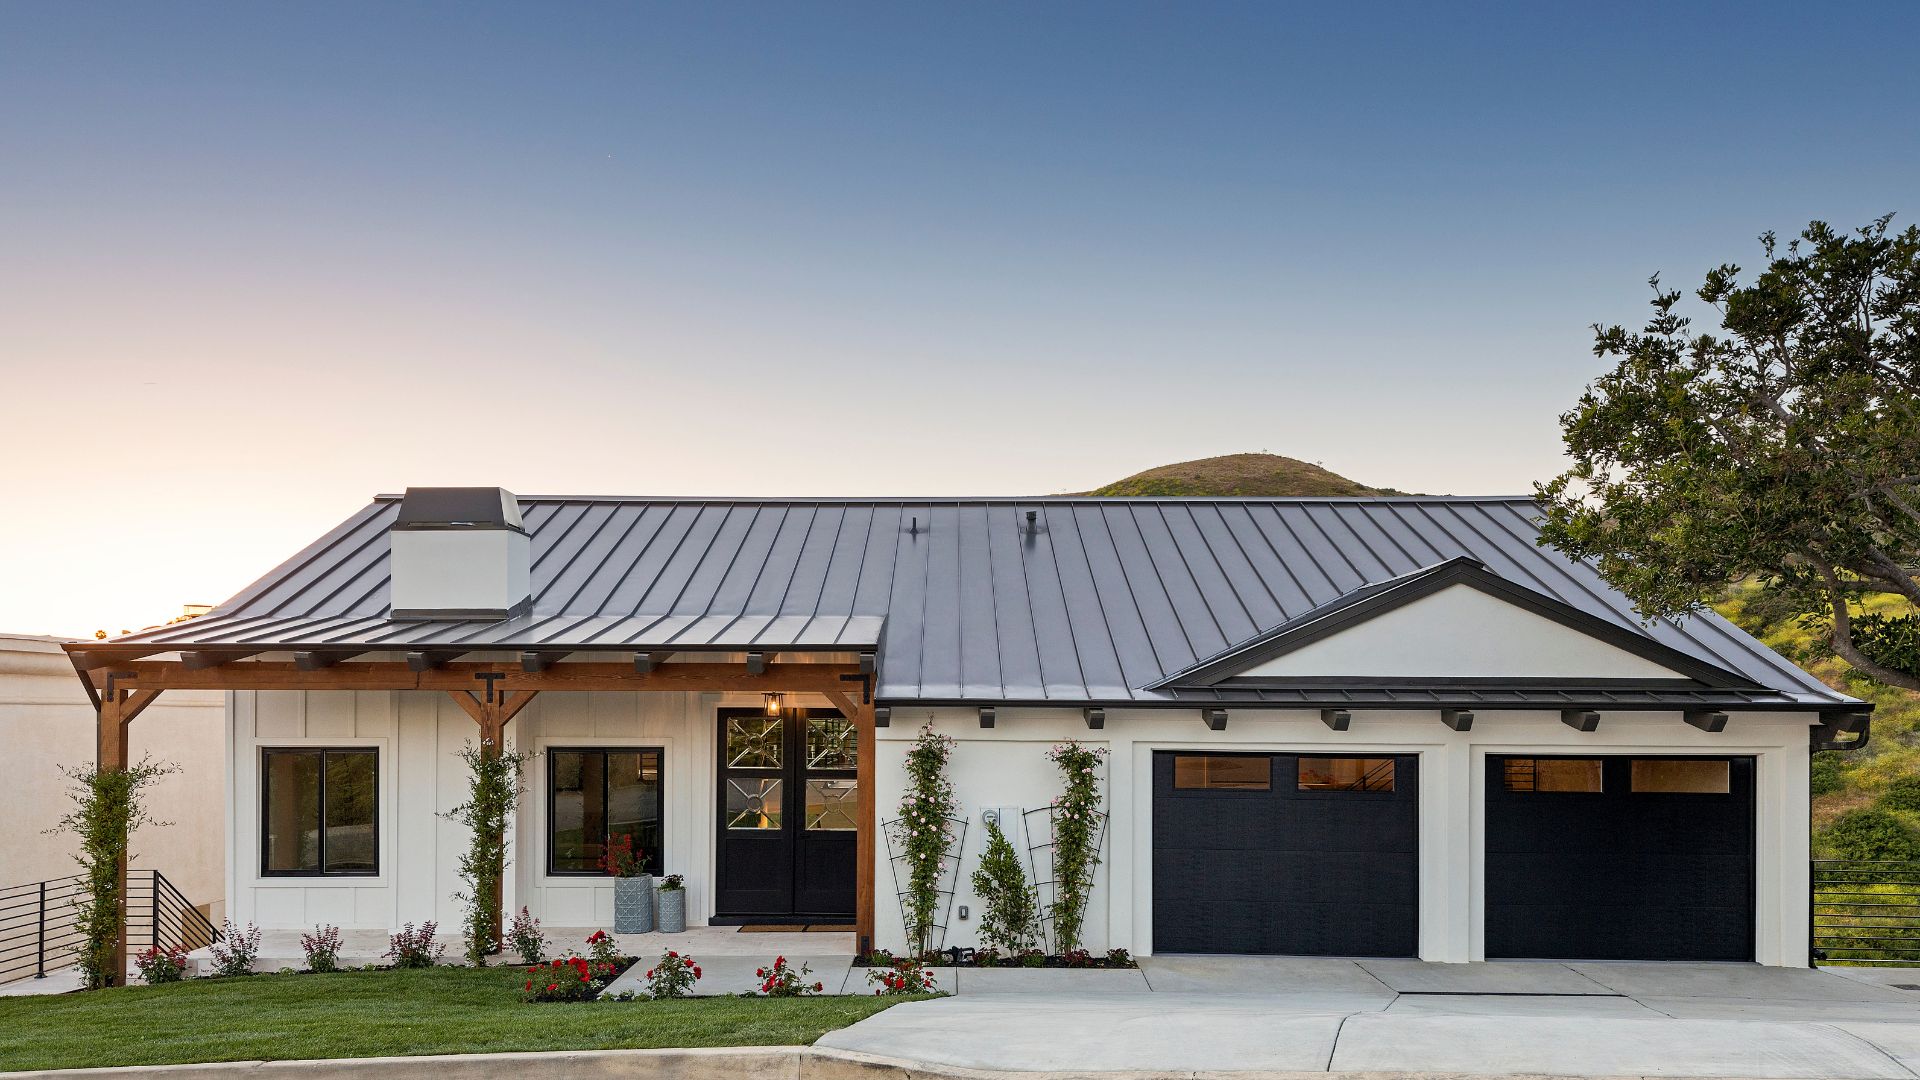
(105, 495, 1856, 709)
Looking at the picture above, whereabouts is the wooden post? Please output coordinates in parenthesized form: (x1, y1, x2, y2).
(447, 689, 536, 954)
(93, 686, 160, 988)
(826, 690, 877, 953)
(96, 692, 129, 988)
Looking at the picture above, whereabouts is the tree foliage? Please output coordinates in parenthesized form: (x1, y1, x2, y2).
(1538, 216, 1920, 689)
(1826, 808, 1920, 861)
(968, 816, 1039, 954)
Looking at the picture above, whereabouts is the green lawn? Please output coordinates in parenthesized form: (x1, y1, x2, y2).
(0, 967, 916, 1073)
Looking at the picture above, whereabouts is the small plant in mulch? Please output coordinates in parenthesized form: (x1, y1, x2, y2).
(866, 956, 938, 996)
(208, 920, 261, 977)
(643, 950, 701, 999)
(521, 955, 623, 1003)
(134, 944, 189, 984)
(508, 907, 548, 964)
(756, 956, 825, 997)
(585, 929, 620, 967)
(301, 924, 343, 973)
(386, 921, 445, 968)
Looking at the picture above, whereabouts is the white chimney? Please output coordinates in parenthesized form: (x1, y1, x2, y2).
(388, 487, 531, 620)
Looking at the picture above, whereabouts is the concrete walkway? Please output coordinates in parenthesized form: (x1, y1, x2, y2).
(817, 957, 1920, 1077)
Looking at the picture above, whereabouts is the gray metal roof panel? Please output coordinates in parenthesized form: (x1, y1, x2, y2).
(103, 495, 1858, 707)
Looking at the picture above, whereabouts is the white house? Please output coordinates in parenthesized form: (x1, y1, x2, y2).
(67, 488, 1870, 969)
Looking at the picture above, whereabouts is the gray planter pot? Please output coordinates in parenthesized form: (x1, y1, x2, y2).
(654, 886, 686, 933)
(613, 875, 655, 934)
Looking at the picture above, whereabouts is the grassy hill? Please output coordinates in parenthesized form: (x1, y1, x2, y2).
(1083, 453, 1405, 497)
(1714, 583, 1920, 855)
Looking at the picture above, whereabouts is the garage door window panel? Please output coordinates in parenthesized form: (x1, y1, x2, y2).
(1631, 759, 1731, 793)
(1502, 758, 1603, 793)
(1297, 756, 1395, 793)
(1172, 754, 1271, 791)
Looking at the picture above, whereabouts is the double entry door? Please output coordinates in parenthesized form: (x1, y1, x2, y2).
(713, 708, 858, 921)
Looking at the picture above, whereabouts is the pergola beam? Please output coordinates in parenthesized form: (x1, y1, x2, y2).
(82, 660, 866, 695)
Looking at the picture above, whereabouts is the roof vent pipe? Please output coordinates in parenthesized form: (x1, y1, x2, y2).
(388, 487, 531, 620)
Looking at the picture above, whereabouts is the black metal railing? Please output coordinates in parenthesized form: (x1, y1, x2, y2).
(0, 870, 219, 984)
(1812, 860, 1920, 965)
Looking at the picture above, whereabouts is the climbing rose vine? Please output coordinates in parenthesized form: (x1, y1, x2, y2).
(895, 723, 957, 956)
(1045, 741, 1106, 954)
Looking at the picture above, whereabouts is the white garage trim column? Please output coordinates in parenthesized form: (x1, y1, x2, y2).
(1426, 735, 1475, 962)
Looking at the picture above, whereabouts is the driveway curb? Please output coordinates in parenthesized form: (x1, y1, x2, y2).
(0, 1044, 1834, 1080)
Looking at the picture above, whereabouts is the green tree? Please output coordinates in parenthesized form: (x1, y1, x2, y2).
(1538, 216, 1920, 690)
(969, 816, 1038, 954)
(1826, 808, 1920, 861)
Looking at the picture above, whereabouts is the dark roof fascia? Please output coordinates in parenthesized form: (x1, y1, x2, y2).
(374, 494, 1542, 507)
(875, 694, 1851, 713)
(1148, 557, 1762, 692)
(64, 640, 876, 657)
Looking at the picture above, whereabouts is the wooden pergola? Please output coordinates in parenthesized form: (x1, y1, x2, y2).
(66, 649, 878, 987)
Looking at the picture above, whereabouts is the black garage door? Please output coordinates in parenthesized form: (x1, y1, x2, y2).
(1152, 751, 1418, 956)
(1485, 755, 1755, 961)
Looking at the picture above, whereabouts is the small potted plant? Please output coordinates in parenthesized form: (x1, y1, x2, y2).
(655, 874, 686, 933)
(603, 834, 653, 934)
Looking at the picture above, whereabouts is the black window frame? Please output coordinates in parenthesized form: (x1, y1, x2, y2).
(259, 747, 380, 878)
(546, 746, 666, 877)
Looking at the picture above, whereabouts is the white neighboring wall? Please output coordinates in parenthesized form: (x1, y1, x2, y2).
(2, 635, 225, 913)
(873, 706, 1814, 967)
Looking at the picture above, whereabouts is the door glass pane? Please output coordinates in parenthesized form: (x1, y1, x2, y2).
(322, 751, 377, 872)
(550, 751, 609, 872)
(806, 715, 857, 770)
(727, 717, 784, 769)
(1298, 757, 1395, 792)
(726, 778, 783, 830)
(806, 778, 858, 830)
(1173, 755, 1270, 790)
(1632, 759, 1730, 793)
(263, 751, 321, 872)
(608, 750, 663, 873)
(1504, 758, 1603, 792)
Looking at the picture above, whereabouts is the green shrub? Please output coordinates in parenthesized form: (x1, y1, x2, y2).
(969, 816, 1038, 953)
(1826, 808, 1920, 861)
(1879, 774, 1920, 813)
(1811, 753, 1846, 798)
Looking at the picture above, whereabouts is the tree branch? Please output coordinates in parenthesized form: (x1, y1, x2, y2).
(1815, 558, 1920, 691)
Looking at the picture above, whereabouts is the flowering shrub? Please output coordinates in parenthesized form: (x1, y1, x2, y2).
(601, 834, 648, 877)
(521, 954, 620, 1003)
(643, 949, 701, 998)
(135, 944, 189, 984)
(866, 956, 937, 996)
(756, 955, 824, 997)
(1045, 741, 1107, 953)
(386, 921, 444, 968)
(894, 723, 957, 955)
(208, 920, 261, 977)
(585, 929, 619, 967)
(301, 924, 343, 973)
(508, 907, 548, 964)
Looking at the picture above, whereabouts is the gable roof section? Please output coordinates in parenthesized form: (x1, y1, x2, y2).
(99, 496, 1856, 709)
(1149, 557, 1759, 691)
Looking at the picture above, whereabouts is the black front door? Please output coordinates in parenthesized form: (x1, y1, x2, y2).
(714, 708, 858, 921)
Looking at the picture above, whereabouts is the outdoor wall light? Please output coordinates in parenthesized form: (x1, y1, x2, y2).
(763, 692, 783, 716)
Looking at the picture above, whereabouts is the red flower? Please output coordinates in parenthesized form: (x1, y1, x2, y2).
(524, 980, 532, 990)
(547, 984, 558, 991)
(813, 982, 823, 991)
(692, 967, 701, 978)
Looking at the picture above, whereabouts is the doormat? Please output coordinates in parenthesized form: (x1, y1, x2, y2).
(737, 924, 854, 933)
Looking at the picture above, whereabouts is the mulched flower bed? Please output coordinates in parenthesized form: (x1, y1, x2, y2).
(855, 947, 1137, 969)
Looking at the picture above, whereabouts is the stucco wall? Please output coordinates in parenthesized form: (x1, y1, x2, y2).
(0, 635, 226, 911)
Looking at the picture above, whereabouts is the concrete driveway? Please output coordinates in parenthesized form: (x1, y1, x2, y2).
(817, 957, 1920, 1077)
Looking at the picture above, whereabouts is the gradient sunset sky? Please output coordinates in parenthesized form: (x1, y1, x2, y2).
(3, 2, 1916, 636)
